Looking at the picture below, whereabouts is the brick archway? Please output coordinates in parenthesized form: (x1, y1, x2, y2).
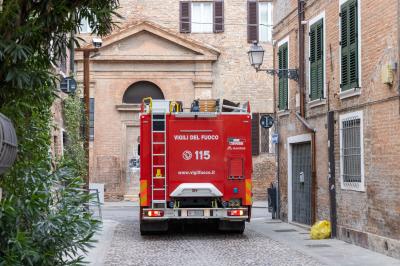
(123, 81, 165, 104)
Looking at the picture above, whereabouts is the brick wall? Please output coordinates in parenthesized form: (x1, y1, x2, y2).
(273, 0, 400, 258)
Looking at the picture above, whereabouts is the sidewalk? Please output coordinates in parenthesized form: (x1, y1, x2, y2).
(249, 217, 400, 266)
(85, 219, 119, 266)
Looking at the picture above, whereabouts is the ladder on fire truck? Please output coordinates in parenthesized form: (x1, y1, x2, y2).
(151, 112, 167, 209)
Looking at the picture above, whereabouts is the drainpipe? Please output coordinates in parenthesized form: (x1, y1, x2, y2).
(70, 31, 75, 74)
(298, 0, 306, 117)
(295, 112, 317, 224)
(327, 111, 337, 237)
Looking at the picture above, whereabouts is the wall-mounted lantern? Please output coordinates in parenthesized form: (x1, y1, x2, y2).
(248, 41, 299, 81)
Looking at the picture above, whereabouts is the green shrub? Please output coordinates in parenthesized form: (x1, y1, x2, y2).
(0, 0, 119, 264)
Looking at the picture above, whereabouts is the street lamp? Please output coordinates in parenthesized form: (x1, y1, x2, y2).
(248, 41, 299, 81)
(248, 41, 265, 70)
(75, 38, 101, 189)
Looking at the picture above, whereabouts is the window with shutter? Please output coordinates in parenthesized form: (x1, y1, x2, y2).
(309, 19, 324, 101)
(247, 1, 258, 43)
(278, 43, 288, 111)
(251, 113, 260, 156)
(180, 1, 191, 33)
(214, 1, 224, 33)
(340, 111, 364, 191)
(340, 0, 358, 91)
(191, 2, 213, 33)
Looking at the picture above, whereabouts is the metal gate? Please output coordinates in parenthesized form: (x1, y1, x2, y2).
(292, 142, 312, 225)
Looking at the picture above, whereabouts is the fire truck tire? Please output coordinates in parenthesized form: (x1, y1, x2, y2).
(218, 220, 245, 234)
(140, 220, 168, 235)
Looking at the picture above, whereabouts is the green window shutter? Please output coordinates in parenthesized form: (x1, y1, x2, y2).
(278, 43, 288, 110)
(310, 19, 324, 101)
(309, 23, 317, 100)
(341, 0, 358, 91)
(348, 0, 358, 88)
(283, 44, 288, 109)
(278, 49, 283, 110)
(316, 21, 324, 99)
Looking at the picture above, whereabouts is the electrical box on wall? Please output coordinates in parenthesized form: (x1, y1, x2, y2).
(381, 64, 394, 85)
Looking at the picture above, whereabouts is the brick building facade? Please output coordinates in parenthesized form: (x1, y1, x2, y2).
(273, 0, 400, 258)
(75, 1, 276, 201)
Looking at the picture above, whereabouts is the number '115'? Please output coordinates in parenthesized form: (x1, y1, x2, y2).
(195, 150, 210, 160)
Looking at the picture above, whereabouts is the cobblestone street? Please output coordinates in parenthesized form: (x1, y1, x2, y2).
(88, 205, 400, 266)
(100, 207, 321, 266)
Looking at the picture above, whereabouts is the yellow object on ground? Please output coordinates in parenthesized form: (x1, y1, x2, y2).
(310, 220, 331, 240)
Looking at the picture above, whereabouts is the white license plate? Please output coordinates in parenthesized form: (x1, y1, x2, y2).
(187, 210, 204, 216)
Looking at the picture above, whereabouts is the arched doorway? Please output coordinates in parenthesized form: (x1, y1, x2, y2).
(122, 81, 164, 201)
(122, 81, 164, 103)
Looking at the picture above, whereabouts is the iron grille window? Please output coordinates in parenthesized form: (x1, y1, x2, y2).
(340, 112, 364, 190)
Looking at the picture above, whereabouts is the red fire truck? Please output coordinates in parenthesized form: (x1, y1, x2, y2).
(139, 98, 252, 234)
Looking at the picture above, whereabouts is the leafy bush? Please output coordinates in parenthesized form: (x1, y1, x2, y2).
(0, 0, 119, 264)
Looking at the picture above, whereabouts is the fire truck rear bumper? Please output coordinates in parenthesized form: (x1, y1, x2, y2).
(142, 207, 248, 221)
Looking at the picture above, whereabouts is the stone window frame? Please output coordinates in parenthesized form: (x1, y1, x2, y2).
(339, 110, 365, 192)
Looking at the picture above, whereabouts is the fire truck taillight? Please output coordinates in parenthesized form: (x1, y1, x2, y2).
(145, 210, 164, 217)
(227, 209, 244, 216)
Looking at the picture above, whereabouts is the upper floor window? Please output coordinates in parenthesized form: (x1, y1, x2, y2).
(192, 2, 213, 33)
(340, 0, 360, 91)
(79, 17, 92, 34)
(258, 2, 273, 42)
(248, 1, 273, 43)
(309, 18, 324, 101)
(180, 1, 224, 33)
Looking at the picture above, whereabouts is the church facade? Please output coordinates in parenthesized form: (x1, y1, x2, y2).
(75, 1, 275, 200)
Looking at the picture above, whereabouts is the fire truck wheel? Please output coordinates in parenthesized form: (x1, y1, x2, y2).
(140, 220, 168, 235)
(218, 220, 245, 234)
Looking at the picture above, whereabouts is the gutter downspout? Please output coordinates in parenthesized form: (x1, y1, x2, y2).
(295, 112, 317, 224)
(298, 0, 306, 117)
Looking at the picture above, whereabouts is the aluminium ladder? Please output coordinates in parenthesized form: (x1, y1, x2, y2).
(151, 112, 167, 209)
